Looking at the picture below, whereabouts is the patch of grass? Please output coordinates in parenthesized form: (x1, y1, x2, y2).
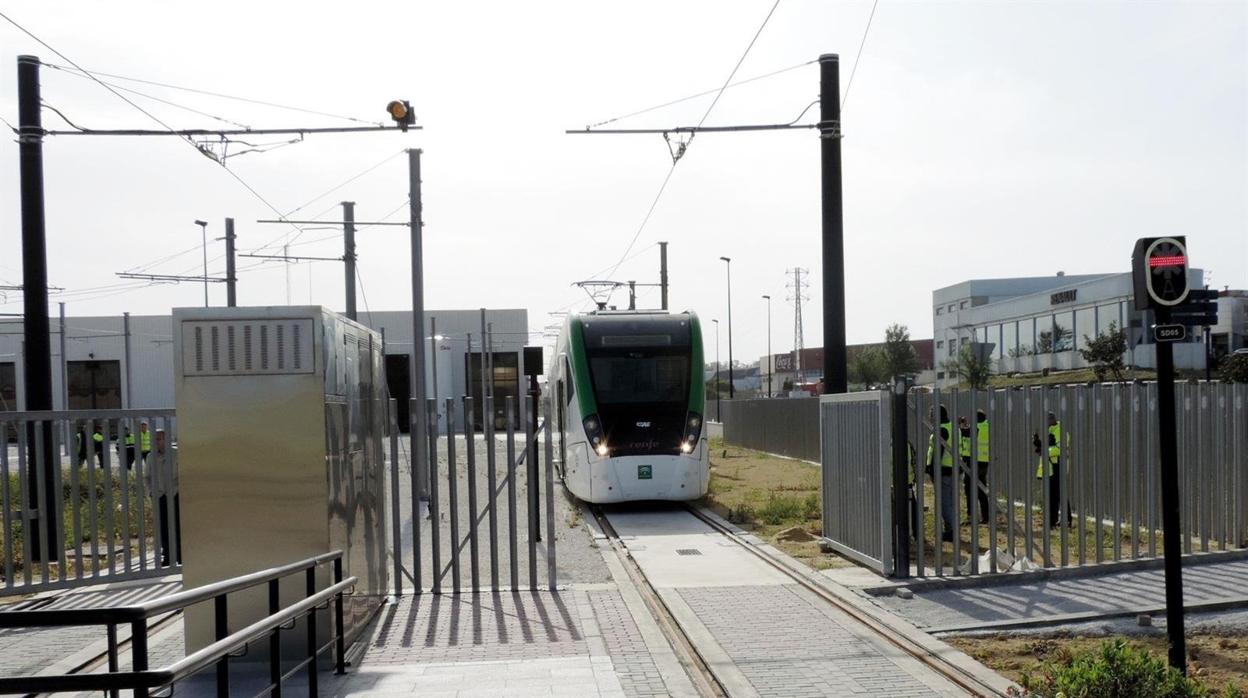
(1, 468, 158, 582)
(701, 440, 853, 570)
(953, 635, 1247, 697)
(758, 493, 803, 525)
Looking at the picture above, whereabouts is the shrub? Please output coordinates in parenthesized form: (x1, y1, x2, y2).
(758, 493, 803, 525)
(1218, 353, 1248, 383)
(1017, 639, 1243, 698)
(727, 503, 756, 525)
(802, 493, 820, 520)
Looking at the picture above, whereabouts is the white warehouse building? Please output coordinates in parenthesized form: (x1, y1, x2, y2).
(0, 307, 532, 432)
(932, 271, 1246, 384)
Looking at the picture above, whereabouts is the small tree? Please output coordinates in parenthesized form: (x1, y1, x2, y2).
(849, 347, 885, 387)
(1036, 324, 1071, 353)
(880, 323, 920, 380)
(1079, 321, 1128, 382)
(944, 346, 991, 389)
(1219, 353, 1248, 383)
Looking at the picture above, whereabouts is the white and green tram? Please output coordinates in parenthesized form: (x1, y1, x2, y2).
(548, 310, 709, 503)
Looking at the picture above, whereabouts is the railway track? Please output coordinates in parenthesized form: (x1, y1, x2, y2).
(590, 502, 1010, 698)
(589, 504, 726, 698)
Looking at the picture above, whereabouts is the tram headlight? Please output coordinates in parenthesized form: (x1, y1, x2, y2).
(583, 414, 607, 457)
(682, 411, 702, 453)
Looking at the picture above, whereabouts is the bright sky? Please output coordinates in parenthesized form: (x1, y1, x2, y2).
(1, 1, 1244, 366)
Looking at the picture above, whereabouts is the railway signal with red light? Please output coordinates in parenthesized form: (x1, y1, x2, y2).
(1132, 236, 1190, 309)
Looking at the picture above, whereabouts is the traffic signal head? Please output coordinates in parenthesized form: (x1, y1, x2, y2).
(1132, 236, 1190, 309)
(387, 100, 414, 131)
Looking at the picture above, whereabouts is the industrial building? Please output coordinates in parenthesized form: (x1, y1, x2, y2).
(758, 340, 937, 393)
(932, 271, 1247, 384)
(0, 307, 531, 431)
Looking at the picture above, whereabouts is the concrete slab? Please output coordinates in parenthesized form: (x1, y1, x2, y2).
(606, 509, 790, 588)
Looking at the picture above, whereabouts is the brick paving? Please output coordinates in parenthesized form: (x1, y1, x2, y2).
(364, 591, 587, 664)
(678, 584, 950, 697)
(588, 590, 669, 698)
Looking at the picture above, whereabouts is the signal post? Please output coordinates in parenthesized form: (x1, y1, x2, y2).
(1131, 236, 1194, 673)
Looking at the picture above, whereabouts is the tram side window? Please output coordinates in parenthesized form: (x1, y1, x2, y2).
(565, 358, 574, 404)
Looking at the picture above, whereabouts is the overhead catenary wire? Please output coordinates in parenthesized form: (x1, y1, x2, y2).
(842, 0, 880, 110)
(47, 67, 251, 128)
(0, 11, 314, 250)
(39, 61, 380, 126)
(584, 59, 815, 130)
(252, 149, 407, 253)
(592, 0, 783, 292)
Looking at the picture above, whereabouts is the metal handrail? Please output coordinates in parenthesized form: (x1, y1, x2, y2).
(0, 551, 344, 628)
(0, 551, 353, 698)
(0, 579, 355, 694)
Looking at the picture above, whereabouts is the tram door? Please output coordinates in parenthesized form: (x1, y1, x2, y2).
(555, 380, 566, 476)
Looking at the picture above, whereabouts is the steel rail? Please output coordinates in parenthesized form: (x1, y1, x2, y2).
(588, 505, 725, 698)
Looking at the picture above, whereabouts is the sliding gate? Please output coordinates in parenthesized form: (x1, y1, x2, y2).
(387, 394, 557, 595)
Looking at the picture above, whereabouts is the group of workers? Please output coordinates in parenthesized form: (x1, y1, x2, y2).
(75, 420, 156, 469)
(919, 405, 1068, 543)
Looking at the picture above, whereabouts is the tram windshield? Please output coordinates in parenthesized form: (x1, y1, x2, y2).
(588, 352, 689, 405)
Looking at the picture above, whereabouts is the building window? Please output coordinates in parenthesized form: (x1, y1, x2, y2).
(936, 307, 943, 315)
(936, 340, 943, 349)
(960, 300, 968, 309)
(948, 304, 955, 312)
(937, 371, 945, 379)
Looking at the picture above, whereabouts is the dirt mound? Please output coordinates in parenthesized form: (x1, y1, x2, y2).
(776, 526, 816, 543)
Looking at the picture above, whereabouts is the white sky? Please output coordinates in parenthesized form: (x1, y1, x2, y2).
(2, 1, 1245, 366)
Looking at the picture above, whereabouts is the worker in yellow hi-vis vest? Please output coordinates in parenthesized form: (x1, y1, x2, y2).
(926, 405, 955, 542)
(961, 410, 991, 525)
(1033, 411, 1070, 527)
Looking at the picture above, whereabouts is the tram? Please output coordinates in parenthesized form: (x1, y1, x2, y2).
(548, 310, 709, 503)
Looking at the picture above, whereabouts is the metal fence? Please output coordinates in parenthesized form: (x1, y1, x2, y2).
(819, 392, 893, 573)
(0, 408, 180, 596)
(907, 382, 1248, 577)
(394, 393, 557, 595)
(721, 397, 820, 461)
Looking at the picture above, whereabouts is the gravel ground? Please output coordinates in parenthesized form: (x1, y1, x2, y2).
(388, 430, 609, 593)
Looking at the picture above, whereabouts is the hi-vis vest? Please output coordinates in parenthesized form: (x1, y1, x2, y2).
(1035, 422, 1063, 477)
(927, 422, 954, 469)
(140, 430, 152, 452)
(977, 421, 990, 463)
(958, 431, 971, 458)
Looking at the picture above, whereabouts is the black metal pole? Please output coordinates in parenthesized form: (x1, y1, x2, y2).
(659, 241, 669, 311)
(714, 320, 721, 419)
(17, 55, 58, 562)
(891, 378, 910, 578)
(722, 257, 734, 398)
(1155, 305, 1187, 673)
(343, 201, 357, 321)
(819, 53, 847, 394)
(763, 295, 772, 398)
(224, 218, 237, 307)
(529, 376, 541, 542)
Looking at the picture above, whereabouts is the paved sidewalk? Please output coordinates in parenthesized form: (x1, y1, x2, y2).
(874, 557, 1248, 633)
(321, 588, 690, 697)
